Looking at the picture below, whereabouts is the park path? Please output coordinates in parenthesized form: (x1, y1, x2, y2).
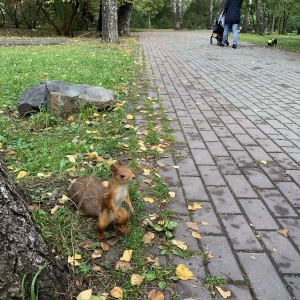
(138, 30, 300, 299)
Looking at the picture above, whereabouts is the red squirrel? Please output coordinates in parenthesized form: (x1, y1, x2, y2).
(67, 160, 135, 239)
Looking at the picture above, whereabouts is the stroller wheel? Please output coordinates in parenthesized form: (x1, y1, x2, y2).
(210, 36, 213, 44)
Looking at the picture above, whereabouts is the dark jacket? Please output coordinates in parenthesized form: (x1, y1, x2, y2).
(224, 0, 243, 25)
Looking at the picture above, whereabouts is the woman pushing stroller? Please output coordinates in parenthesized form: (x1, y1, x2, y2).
(220, 0, 243, 49)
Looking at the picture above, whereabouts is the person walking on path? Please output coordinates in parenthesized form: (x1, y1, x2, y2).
(221, 0, 243, 48)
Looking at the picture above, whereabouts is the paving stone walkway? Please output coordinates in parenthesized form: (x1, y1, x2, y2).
(138, 30, 300, 300)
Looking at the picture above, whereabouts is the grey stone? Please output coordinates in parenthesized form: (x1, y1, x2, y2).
(17, 80, 115, 118)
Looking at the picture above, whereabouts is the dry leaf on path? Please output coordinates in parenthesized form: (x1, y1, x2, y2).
(107, 236, 120, 246)
(78, 289, 92, 300)
(68, 254, 81, 266)
(192, 231, 202, 239)
(120, 250, 133, 262)
(91, 249, 102, 259)
(175, 264, 196, 280)
(131, 274, 144, 285)
(100, 242, 110, 251)
(201, 221, 209, 226)
(188, 202, 202, 211)
(115, 260, 132, 271)
(144, 197, 155, 203)
(143, 232, 155, 244)
(148, 289, 165, 300)
(51, 205, 61, 215)
(277, 228, 289, 238)
(216, 286, 231, 299)
(17, 171, 27, 179)
(110, 286, 123, 299)
(168, 191, 176, 198)
(172, 239, 187, 250)
(126, 114, 134, 120)
(260, 160, 268, 165)
(92, 265, 101, 271)
(186, 222, 199, 231)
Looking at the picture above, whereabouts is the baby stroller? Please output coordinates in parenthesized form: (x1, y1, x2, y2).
(210, 12, 229, 46)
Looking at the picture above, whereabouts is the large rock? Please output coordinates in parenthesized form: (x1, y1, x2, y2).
(17, 81, 115, 118)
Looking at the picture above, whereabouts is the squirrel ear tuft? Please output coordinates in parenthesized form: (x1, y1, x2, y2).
(117, 160, 124, 166)
(110, 164, 117, 174)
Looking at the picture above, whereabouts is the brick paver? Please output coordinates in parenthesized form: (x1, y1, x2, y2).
(139, 30, 300, 299)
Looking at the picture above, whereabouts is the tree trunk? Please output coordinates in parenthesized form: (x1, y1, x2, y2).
(0, 153, 69, 300)
(209, 0, 214, 30)
(102, 0, 119, 43)
(97, 0, 102, 31)
(118, 2, 133, 37)
(256, 0, 264, 35)
(240, 0, 250, 33)
(172, 0, 181, 30)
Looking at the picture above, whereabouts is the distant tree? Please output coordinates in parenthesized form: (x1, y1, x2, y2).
(20, 0, 41, 29)
(172, 0, 183, 30)
(35, 0, 81, 36)
(240, 0, 251, 32)
(0, 0, 21, 28)
(256, 0, 264, 34)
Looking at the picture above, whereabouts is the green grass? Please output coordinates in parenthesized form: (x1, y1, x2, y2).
(239, 33, 300, 53)
(0, 35, 187, 299)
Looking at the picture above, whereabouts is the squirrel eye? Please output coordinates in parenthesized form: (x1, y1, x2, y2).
(120, 174, 125, 178)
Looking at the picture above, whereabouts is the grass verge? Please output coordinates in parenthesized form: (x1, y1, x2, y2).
(239, 32, 300, 53)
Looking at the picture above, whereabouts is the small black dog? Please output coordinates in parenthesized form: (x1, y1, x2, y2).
(268, 38, 277, 46)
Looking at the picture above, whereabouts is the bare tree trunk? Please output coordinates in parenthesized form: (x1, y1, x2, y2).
(97, 0, 102, 31)
(240, 0, 250, 33)
(118, 2, 133, 37)
(102, 0, 119, 43)
(0, 153, 69, 300)
(172, 0, 182, 30)
(209, 0, 214, 29)
(256, 0, 264, 34)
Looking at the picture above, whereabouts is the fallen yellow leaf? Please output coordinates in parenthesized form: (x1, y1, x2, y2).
(143, 179, 153, 185)
(115, 260, 132, 271)
(192, 231, 202, 239)
(143, 232, 155, 244)
(148, 289, 165, 300)
(131, 274, 144, 285)
(58, 194, 69, 204)
(201, 221, 209, 226)
(216, 286, 231, 299)
(168, 191, 176, 198)
(100, 242, 110, 251)
(66, 154, 76, 163)
(188, 202, 202, 211)
(144, 197, 155, 203)
(143, 169, 151, 176)
(78, 289, 92, 300)
(91, 249, 102, 259)
(50, 205, 60, 215)
(110, 286, 123, 299)
(260, 160, 268, 165)
(126, 114, 134, 120)
(277, 228, 289, 238)
(175, 264, 196, 280)
(171, 239, 187, 250)
(120, 250, 133, 262)
(87, 152, 99, 159)
(68, 254, 81, 266)
(17, 171, 27, 179)
(92, 265, 101, 271)
(186, 222, 199, 231)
